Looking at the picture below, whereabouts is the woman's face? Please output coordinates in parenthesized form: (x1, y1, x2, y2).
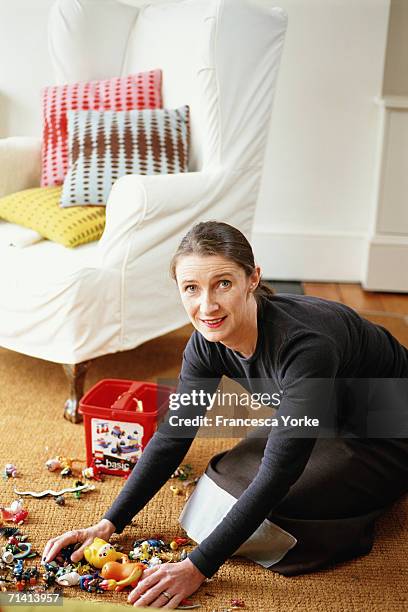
(175, 254, 260, 344)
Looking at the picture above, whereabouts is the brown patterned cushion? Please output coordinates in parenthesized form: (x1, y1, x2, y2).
(60, 106, 190, 207)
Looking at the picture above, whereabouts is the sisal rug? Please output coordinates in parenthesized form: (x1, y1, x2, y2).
(0, 317, 407, 612)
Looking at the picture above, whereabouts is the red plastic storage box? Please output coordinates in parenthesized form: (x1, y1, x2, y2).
(79, 379, 175, 477)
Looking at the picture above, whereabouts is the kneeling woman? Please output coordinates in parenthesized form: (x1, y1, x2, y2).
(43, 221, 408, 608)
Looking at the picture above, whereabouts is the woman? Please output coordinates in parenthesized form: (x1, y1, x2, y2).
(43, 221, 408, 608)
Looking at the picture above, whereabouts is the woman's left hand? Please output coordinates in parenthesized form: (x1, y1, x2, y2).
(128, 557, 206, 608)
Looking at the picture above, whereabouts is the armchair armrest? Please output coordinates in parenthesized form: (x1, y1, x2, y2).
(0, 137, 42, 197)
(98, 168, 235, 267)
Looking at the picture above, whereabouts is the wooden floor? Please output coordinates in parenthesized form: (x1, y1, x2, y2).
(302, 282, 408, 346)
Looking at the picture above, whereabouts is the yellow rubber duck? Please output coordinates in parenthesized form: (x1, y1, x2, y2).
(84, 537, 126, 569)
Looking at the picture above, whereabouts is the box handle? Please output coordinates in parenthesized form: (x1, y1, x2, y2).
(111, 382, 145, 412)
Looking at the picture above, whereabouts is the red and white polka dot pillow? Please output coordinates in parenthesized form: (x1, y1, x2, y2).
(41, 69, 162, 187)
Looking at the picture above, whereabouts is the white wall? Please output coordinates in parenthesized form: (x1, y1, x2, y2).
(0, 0, 54, 137)
(253, 0, 390, 280)
(0, 0, 391, 282)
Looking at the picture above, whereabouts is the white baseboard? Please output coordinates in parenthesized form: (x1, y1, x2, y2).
(363, 235, 408, 292)
(252, 228, 366, 282)
(252, 228, 408, 291)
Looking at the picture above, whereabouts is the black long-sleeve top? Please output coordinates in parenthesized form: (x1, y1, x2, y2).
(103, 294, 408, 577)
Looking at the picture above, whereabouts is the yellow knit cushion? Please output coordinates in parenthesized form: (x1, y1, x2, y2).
(0, 187, 105, 247)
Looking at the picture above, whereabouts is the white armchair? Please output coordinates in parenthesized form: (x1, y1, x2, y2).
(0, 0, 287, 421)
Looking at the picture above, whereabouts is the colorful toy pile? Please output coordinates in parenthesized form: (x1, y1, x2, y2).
(128, 536, 190, 565)
(45, 456, 103, 483)
(0, 527, 42, 592)
(0, 461, 221, 608)
(0, 533, 196, 598)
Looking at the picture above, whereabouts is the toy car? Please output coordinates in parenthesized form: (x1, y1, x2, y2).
(111, 426, 125, 438)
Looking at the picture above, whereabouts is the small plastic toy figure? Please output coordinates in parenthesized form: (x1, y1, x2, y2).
(82, 464, 102, 481)
(79, 572, 105, 592)
(56, 571, 81, 586)
(84, 538, 126, 568)
(43, 571, 56, 587)
(100, 560, 145, 592)
(13, 559, 24, 579)
(4, 464, 18, 478)
(0, 500, 28, 525)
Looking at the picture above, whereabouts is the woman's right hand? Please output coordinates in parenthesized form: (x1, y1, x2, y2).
(42, 518, 116, 564)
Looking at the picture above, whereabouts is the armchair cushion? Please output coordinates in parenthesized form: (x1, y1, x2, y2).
(61, 105, 190, 207)
(0, 187, 105, 247)
(41, 69, 162, 188)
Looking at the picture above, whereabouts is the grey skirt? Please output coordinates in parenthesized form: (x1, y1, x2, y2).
(180, 435, 408, 576)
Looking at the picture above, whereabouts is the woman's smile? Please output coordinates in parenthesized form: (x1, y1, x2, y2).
(200, 315, 228, 329)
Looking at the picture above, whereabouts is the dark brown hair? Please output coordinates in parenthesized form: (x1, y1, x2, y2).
(170, 221, 275, 302)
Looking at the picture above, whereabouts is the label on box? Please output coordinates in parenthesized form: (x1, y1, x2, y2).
(91, 418, 144, 473)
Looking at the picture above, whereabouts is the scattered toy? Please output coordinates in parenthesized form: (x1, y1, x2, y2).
(14, 483, 95, 498)
(100, 560, 145, 592)
(82, 463, 103, 482)
(2, 550, 14, 564)
(12, 559, 24, 579)
(4, 464, 18, 479)
(43, 561, 59, 573)
(174, 538, 189, 546)
(84, 538, 126, 569)
(44, 458, 61, 472)
(79, 572, 105, 593)
(11, 543, 32, 560)
(43, 571, 56, 587)
(73, 481, 85, 500)
(55, 495, 65, 506)
(182, 477, 199, 488)
(0, 527, 21, 538)
(128, 537, 191, 565)
(171, 465, 193, 481)
(56, 571, 81, 586)
(0, 500, 29, 525)
(231, 599, 245, 609)
(170, 465, 198, 499)
(72, 561, 93, 576)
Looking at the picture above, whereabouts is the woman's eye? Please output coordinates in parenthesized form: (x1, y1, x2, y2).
(185, 285, 197, 293)
(219, 280, 231, 288)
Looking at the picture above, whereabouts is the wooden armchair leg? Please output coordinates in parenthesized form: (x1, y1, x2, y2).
(62, 360, 92, 423)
